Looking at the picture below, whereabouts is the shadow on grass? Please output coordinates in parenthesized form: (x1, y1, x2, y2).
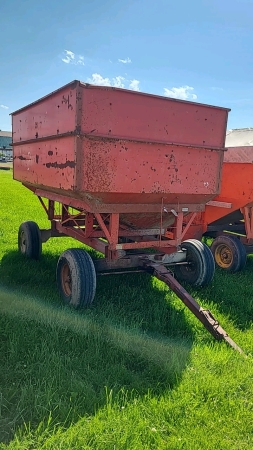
(0, 250, 193, 443)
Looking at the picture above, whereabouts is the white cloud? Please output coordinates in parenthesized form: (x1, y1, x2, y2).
(87, 73, 112, 86)
(163, 86, 197, 100)
(62, 50, 75, 63)
(87, 74, 125, 88)
(112, 76, 125, 88)
(87, 73, 140, 91)
(62, 49, 84, 66)
(118, 57, 132, 64)
(129, 79, 140, 91)
(0, 104, 9, 109)
(77, 56, 84, 65)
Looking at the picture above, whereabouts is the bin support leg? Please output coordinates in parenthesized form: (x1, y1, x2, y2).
(142, 259, 244, 354)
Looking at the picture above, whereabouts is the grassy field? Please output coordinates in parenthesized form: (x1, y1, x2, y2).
(1, 170, 253, 449)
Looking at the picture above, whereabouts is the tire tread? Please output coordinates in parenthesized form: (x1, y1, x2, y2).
(57, 248, 96, 307)
(174, 239, 215, 287)
(18, 220, 42, 260)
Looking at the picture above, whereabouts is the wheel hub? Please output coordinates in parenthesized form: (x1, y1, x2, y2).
(20, 230, 26, 252)
(61, 263, 72, 296)
(215, 244, 233, 268)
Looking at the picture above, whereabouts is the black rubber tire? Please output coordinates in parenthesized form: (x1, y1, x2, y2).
(210, 234, 247, 273)
(56, 248, 96, 308)
(174, 239, 215, 287)
(18, 221, 42, 260)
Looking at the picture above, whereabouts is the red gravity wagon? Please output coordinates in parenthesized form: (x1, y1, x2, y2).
(205, 130, 253, 272)
(11, 80, 242, 351)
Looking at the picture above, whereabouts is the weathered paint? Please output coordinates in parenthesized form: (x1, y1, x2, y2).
(12, 80, 229, 230)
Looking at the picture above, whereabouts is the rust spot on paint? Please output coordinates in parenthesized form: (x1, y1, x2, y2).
(45, 160, 76, 169)
(48, 151, 53, 156)
(36, 155, 39, 163)
(62, 94, 73, 110)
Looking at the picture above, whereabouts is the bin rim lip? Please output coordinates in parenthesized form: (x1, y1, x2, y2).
(10, 79, 231, 116)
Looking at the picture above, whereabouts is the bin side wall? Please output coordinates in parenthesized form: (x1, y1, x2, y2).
(13, 135, 223, 207)
(12, 82, 228, 149)
(13, 136, 76, 191)
(80, 85, 228, 148)
(80, 137, 223, 198)
(12, 85, 77, 143)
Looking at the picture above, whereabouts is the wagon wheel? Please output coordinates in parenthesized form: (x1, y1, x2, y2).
(210, 235, 246, 273)
(56, 248, 96, 307)
(18, 221, 42, 260)
(174, 239, 215, 287)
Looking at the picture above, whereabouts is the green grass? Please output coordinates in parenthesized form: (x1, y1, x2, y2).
(1, 170, 253, 449)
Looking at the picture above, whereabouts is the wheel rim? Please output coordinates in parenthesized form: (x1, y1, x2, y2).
(19, 230, 26, 253)
(214, 244, 233, 268)
(184, 251, 198, 275)
(61, 263, 72, 296)
(177, 248, 199, 282)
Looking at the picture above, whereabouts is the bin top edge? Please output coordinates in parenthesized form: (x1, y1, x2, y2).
(11, 79, 231, 116)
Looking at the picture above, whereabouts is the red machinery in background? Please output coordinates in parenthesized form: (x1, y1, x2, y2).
(205, 130, 253, 273)
(182, 129, 253, 273)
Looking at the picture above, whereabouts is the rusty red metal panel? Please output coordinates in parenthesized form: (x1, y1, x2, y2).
(80, 136, 223, 200)
(13, 134, 223, 214)
(13, 136, 76, 191)
(12, 82, 78, 143)
(80, 83, 229, 148)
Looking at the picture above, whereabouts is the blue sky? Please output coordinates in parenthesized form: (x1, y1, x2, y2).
(1, 0, 253, 131)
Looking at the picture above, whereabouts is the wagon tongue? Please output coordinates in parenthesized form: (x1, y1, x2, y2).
(141, 259, 244, 355)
